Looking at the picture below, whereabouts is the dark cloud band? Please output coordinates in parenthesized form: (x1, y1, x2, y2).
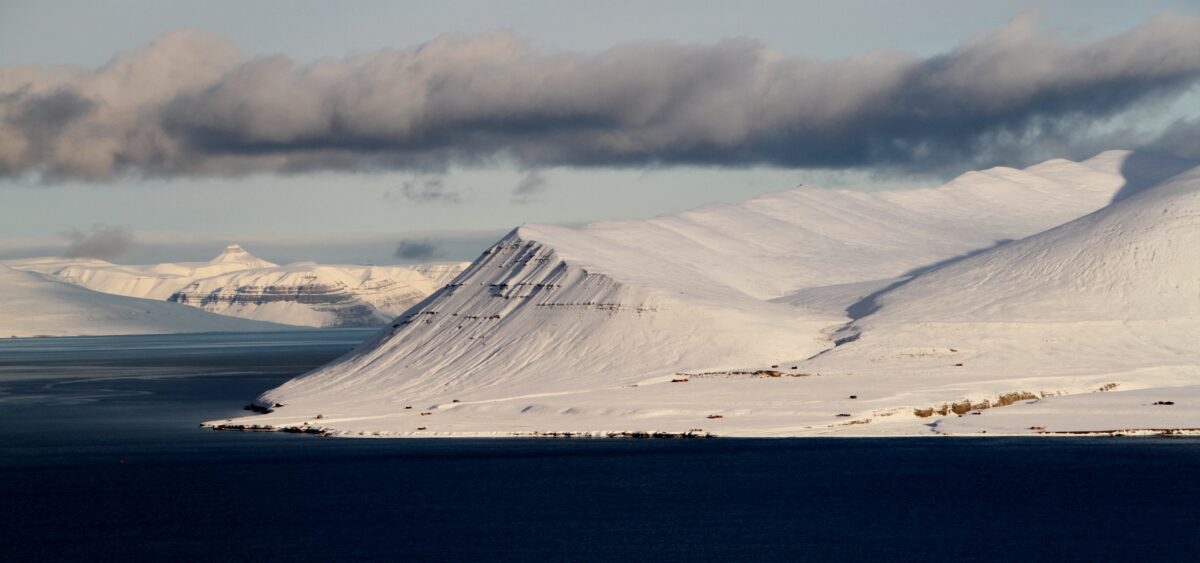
(62, 224, 135, 259)
(393, 238, 441, 260)
(2, 16, 1200, 181)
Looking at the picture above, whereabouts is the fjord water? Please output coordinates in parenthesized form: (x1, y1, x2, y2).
(1, 332, 1198, 561)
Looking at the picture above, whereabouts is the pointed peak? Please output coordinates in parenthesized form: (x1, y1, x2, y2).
(210, 244, 276, 267)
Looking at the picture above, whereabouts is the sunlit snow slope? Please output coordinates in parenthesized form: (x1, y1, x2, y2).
(806, 161, 1200, 435)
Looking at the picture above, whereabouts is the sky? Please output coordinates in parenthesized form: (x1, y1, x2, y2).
(2, 0, 1199, 264)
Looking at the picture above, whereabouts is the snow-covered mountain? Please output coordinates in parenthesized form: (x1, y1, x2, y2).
(13, 244, 280, 300)
(168, 263, 455, 328)
(207, 243, 277, 269)
(8, 245, 469, 328)
(0, 266, 289, 338)
(206, 150, 1199, 437)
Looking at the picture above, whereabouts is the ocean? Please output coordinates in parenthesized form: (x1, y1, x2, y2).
(1, 330, 1197, 561)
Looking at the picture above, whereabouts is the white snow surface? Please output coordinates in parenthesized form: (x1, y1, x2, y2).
(0, 266, 289, 337)
(7, 245, 469, 328)
(206, 150, 1200, 437)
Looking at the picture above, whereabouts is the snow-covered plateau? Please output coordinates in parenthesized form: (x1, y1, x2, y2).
(7, 245, 469, 329)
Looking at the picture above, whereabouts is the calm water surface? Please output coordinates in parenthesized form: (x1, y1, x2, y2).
(1, 331, 1197, 561)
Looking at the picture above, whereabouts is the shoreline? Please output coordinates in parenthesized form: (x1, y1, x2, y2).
(202, 420, 1200, 439)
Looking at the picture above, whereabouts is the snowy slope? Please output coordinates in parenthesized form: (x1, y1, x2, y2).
(846, 167, 1200, 323)
(0, 266, 290, 338)
(796, 162, 1200, 435)
(202, 151, 1200, 437)
(252, 231, 836, 407)
(522, 151, 1134, 304)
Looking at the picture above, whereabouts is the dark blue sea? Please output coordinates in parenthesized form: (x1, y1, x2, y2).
(1, 330, 1197, 562)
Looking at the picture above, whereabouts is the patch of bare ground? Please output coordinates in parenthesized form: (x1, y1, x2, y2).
(913, 384, 1120, 419)
(207, 423, 276, 432)
(913, 390, 1062, 418)
(278, 425, 332, 436)
(206, 423, 333, 436)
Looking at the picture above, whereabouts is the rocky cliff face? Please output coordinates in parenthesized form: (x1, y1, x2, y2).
(169, 280, 387, 327)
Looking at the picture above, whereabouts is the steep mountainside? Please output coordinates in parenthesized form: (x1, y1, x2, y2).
(256, 231, 834, 407)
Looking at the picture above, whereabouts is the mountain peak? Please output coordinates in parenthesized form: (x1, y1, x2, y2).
(210, 244, 276, 267)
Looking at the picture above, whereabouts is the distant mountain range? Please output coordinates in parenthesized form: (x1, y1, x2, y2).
(0, 265, 286, 337)
(6, 246, 469, 330)
(204, 150, 1200, 437)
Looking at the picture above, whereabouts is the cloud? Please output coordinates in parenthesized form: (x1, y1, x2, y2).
(393, 238, 441, 260)
(511, 170, 548, 203)
(385, 176, 460, 203)
(7, 88, 95, 134)
(4, 16, 1200, 181)
(1150, 117, 1200, 160)
(61, 224, 135, 259)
